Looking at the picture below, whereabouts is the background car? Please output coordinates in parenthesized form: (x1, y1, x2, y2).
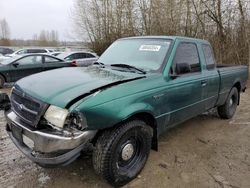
(50, 52, 62, 56)
(0, 54, 72, 87)
(0, 47, 14, 55)
(6, 48, 54, 58)
(57, 51, 98, 67)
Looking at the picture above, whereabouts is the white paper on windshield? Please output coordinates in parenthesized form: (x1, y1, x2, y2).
(139, 45, 161, 52)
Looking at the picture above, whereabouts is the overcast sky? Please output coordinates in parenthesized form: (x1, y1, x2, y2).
(0, 0, 75, 41)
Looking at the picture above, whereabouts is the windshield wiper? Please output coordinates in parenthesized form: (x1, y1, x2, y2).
(110, 64, 146, 74)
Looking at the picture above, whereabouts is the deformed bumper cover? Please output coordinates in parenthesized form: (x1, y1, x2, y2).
(5, 111, 97, 166)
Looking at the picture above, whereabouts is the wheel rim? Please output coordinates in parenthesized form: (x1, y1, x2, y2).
(116, 133, 145, 171)
(121, 143, 135, 161)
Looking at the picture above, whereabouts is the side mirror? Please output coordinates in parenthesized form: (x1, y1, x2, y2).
(12, 62, 19, 67)
(176, 62, 191, 74)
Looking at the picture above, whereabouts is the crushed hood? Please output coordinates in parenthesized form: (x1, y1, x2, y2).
(16, 66, 144, 108)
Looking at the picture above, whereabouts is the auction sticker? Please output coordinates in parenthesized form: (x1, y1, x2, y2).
(139, 45, 161, 52)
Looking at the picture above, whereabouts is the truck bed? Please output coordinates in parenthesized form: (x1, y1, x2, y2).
(216, 64, 248, 106)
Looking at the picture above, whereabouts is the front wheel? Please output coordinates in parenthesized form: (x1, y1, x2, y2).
(92, 120, 152, 187)
(218, 87, 239, 119)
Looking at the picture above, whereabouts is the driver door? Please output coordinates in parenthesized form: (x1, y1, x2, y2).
(164, 42, 206, 127)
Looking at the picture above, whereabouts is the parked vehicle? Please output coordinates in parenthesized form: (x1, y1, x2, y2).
(0, 47, 14, 55)
(57, 51, 98, 66)
(0, 54, 72, 87)
(50, 52, 62, 56)
(6, 48, 54, 58)
(1, 36, 248, 186)
(0, 54, 16, 62)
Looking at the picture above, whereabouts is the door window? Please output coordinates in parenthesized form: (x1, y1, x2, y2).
(44, 56, 61, 63)
(15, 55, 42, 65)
(172, 42, 200, 75)
(76, 53, 87, 59)
(65, 54, 75, 61)
(86, 53, 95, 58)
(202, 44, 215, 69)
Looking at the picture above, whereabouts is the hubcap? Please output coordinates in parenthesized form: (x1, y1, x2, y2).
(121, 143, 134, 161)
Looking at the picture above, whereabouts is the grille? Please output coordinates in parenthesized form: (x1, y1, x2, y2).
(11, 86, 48, 127)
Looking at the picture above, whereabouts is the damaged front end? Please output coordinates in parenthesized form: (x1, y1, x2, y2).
(1, 92, 96, 167)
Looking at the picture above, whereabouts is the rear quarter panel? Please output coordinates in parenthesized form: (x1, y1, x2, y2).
(217, 65, 248, 106)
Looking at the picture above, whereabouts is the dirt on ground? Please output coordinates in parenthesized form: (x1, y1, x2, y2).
(0, 86, 250, 188)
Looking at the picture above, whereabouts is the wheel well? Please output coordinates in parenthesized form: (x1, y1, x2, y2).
(233, 82, 241, 93)
(0, 73, 6, 81)
(233, 82, 241, 105)
(124, 112, 158, 151)
(92, 112, 158, 151)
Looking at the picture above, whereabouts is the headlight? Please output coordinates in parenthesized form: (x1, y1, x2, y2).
(44, 105, 69, 128)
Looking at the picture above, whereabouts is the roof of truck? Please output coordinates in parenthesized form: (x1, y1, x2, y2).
(121, 36, 210, 44)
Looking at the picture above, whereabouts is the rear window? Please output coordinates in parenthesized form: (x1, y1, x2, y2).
(202, 44, 215, 69)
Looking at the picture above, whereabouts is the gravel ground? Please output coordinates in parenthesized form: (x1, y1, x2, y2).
(0, 86, 250, 188)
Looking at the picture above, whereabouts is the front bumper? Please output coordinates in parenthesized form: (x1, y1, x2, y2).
(5, 111, 97, 166)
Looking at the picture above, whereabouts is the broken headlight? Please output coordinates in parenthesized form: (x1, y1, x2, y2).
(44, 105, 69, 128)
(68, 112, 88, 131)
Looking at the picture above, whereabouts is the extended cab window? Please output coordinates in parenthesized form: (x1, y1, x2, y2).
(173, 42, 200, 75)
(202, 44, 215, 69)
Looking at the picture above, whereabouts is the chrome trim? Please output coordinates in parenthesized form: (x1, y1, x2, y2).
(6, 111, 97, 153)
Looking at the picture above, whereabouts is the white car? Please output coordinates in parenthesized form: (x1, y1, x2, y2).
(0, 53, 13, 62)
(6, 48, 54, 58)
(57, 51, 98, 67)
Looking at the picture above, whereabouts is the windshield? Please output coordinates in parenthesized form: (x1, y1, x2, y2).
(98, 38, 172, 71)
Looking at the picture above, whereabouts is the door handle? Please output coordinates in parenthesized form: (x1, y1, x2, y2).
(201, 80, 207, 87)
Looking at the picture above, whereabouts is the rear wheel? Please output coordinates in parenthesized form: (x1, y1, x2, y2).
(218, 87, 239, 119)
(92, 120, 152, 187)
(0, 75, 5, 88)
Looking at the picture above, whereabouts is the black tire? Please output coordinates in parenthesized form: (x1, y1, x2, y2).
(93, 120, 153, 187)
(218, 87, 239, 119)
(0, 75, 5, 88)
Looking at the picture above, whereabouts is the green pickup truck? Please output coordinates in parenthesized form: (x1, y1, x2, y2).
(1, 36, 248, 186)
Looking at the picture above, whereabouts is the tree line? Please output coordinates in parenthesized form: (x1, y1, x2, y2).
(72, 0, 250, 65)
(0, 18, 11, 46)
(0, 18, 59, 47)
